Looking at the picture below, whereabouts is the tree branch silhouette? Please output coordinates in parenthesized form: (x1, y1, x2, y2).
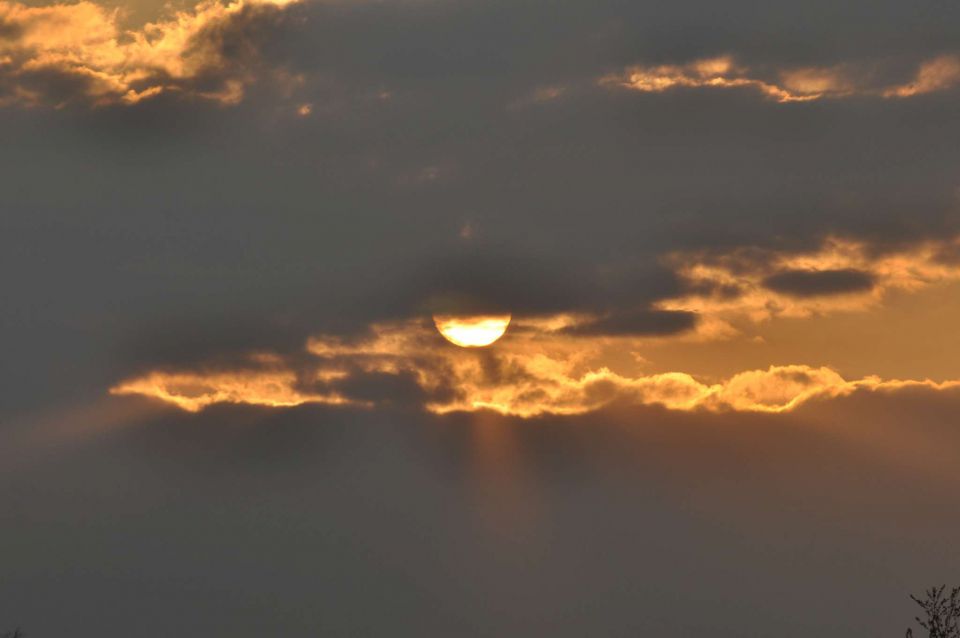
(906, 586, 960, 637)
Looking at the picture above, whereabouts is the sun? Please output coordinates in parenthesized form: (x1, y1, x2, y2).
(433, 314, 511, 347)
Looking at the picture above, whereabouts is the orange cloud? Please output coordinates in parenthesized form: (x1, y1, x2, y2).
(657, 235, 960, 338)
(110, 367, 354, 412)
(109, 231, 960, 418)
(883, 55, 960, 98)
(604, 55, 960, 102)
(0, 0, 301, 107)
(110, 314, 960, 418)
(601, 56, 831, 103)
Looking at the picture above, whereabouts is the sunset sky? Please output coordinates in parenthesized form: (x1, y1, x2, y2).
(2, 0, 960, 634)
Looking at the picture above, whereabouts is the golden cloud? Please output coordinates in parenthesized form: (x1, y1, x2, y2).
(657, 235, 960, 338)
(603, 55, 960, 102)
(883, 55, 960, 98)
(110, 368, 353, 412)
(601, 56, 830, 103)
(110, 313, 960, 418)
(0, 0, 301, 107)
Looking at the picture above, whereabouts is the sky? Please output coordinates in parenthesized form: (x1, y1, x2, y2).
(1, 0, 960, 634)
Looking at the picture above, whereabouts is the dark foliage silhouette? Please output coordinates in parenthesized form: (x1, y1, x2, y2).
(0, 629, 22, 638)
(907, 586, 960, 637)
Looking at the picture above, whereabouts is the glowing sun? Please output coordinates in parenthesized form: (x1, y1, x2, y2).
(433, 314, 511, 347)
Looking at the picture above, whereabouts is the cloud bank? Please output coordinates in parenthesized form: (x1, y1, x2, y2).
(106, 231, 960, 418)
(111, 314, 960, 417)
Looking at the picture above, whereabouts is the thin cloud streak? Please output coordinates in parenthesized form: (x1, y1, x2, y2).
(603, 54, 960, 102)
(110, 368, 355, 412)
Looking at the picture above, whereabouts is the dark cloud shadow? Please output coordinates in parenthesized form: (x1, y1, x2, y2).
(763, 268, 876, 297)
(563, 308, 697, 336)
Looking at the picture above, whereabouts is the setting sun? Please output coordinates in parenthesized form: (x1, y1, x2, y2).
(433, 314, 511, 347)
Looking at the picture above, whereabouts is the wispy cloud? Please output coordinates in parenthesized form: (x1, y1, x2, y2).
(882, 55, 960, 97)
(603, 54, 960, 102)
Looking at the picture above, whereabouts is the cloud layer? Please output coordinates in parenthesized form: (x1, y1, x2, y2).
(4, 0, 959, 110)
(111, 313, 960, 417)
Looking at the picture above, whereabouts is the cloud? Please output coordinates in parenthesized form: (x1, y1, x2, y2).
(603, 54, 960, 102)
(601, 56, 834, 103)
(657, 234, 960, 335)
(761, 268, 875, 298)
(0, 0, 302, 107)
(561, 309, 697, 337)
(882, 55, 960, 97)
(110, 313, 960, 417)
(110, 366, 353, 412)
(107, 230, 960, 419)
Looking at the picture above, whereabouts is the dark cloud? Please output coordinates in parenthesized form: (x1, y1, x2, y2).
(0, 16, 23, 39)
(0, 63, 102, 107)
(763, 268, 876, 297)
(331, 369, 434, 407)
(564, 308, 697, 336)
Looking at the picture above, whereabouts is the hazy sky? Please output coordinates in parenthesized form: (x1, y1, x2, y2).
(2, 0, 960, 635)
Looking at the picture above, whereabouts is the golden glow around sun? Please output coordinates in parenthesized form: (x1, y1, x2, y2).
(433, 314, 512, 347)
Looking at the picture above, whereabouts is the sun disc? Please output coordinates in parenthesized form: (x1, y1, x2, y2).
(433, 314, 511, 347)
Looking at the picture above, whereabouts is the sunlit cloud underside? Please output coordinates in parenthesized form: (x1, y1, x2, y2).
(111, 234, 960, 417)
(0, 0, 302, 107)
(111, 337, 960, 417)
(602, 55, 960, 102)
(658, 234, 960, 340)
